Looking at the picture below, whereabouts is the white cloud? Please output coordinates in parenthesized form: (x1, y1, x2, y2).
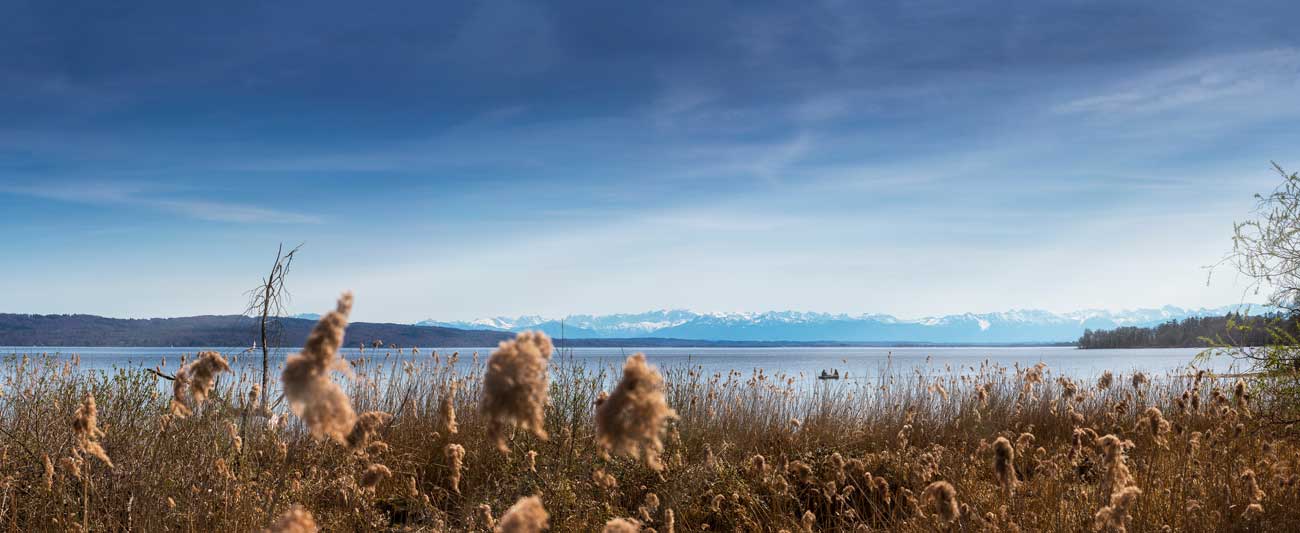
(1055, 48, 1300, 115)
(1, 182, 321, 224)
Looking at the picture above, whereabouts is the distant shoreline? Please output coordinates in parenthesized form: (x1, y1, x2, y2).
(0, 313, 1082, 348)
(1, 340, 1079, 350)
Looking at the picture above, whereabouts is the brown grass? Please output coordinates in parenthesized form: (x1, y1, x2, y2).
(4, 309, 1300, 531)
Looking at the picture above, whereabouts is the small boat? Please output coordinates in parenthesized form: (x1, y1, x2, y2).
(818, 369, 841, 380)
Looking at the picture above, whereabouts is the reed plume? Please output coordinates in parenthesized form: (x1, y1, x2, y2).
(602, 518, 641, 532)
(1130, 372, 1147, 388)
(282, 293, 357, 443)
(922, 480, 960, 523)
(1140, 407, 1171, 446)
(346, 411, 392, 451)
(595, 353, 678, 471)
(801, 509, 816, 532)
(495, 495, 549, 533)
(446, 443, 465, 494)
(593, 468, 618, 491)
(439, 382, 459, 435)
(266, 506, 318, 533)
(359, 463, 392, 490)
(172, 351, 232, 417)
(72, 393, 112, 467)
(481, 331, 554, 452)
(59, 454, 81, 480)
(993, 437, 1016, 494)
(1096, 435, 1135, 497)
(1093, 485, 1140, 532)
(1242, 469, 1265, 504)
(42, 454, 53, 491)
(478, 504, 496, 530)
(1098, 371, 1114, 390)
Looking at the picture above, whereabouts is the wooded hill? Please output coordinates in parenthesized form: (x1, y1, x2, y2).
(1077, 312, 1298, 349)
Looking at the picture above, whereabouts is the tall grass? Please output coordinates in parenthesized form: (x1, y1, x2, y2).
(3, 336, 1299, 530)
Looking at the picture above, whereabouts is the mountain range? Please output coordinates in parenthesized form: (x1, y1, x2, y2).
(418, 305, 1271, 344)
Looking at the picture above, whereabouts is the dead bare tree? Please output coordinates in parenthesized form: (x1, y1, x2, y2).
(245, 243, 301, 412)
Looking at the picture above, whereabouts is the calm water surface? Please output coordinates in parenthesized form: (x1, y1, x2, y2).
(1, 345, 1231, 381)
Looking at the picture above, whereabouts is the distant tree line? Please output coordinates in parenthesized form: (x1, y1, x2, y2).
(1078, 312, 1300, 349)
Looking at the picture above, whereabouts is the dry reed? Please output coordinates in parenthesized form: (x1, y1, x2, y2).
(595, 353, 677, 470)
(282, 292, 357, 443)
(482, 331, 554, 452)
(495, 495, 549, 533)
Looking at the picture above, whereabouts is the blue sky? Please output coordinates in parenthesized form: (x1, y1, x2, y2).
(2, 1, 1298, 322)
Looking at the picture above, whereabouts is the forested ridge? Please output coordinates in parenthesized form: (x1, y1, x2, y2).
(1077, 312, 1299, 349)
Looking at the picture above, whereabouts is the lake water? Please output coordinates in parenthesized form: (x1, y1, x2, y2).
(1, 345, 1233, 382)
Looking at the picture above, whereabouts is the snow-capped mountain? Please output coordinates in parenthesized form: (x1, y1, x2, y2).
(417, 305, 1273, 343)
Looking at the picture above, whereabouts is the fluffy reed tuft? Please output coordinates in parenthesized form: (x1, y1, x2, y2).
(439, 383, 459, 436)
(446, 443, 465, 494)
(801, 509, 816, 532)
(922, 480, 960, 523)
(170, 351, 231, 417)
(265, 506, 318, 533)
(481, 331, 554, 452)
(359, 463, 392, 490)
(595, 353, 678, 471)
(1097, 371, 1114, 390)
(602, 518, 641, 532)
(1093, 485, 1141, 532)
(1097, 434, 1136, 496)
(346, 411, 393, 451)
(42, 454, 53, 491)
(495, 495, 549, 533)
(282, 293, 357, 443)
(72, 393, 112, 467)
(992, 437, 1015, 494)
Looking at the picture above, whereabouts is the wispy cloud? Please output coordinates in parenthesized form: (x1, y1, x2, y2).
(1055, 48, 1300, 115)
(1, 182, 322, 224)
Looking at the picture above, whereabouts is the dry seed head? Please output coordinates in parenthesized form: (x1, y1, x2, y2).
(1140, 407, 1171, 445)
(60, 455, 83, 480)
(226, 421, 242, 453)
(446, 443, 465, 494)
(481, 331, 554, 452)
(42, 454, 53, 491)
(593, 468, 618, 492)
(1131, 373, 1148, 388)
(180, 351, 231, 408)
(439, 383, 459, 435)
(1241, 469, 1265, 503)
(496, 495, 549, 533)
(526, 449, 538, 473)
(359, 463, 392, 490)
(478, 504, 496, 530)
(921, 481, 960, 523)
(1096, 434, 1136, 496)
(992, 437, 1016, 493)
(265, 506, 318, 533)
(72, 393, 112, 468)
(1093, 485, 1141, 533)
(1098, 371, 1114, 390)
(801, 510, 816, 532)
(602, 518, 641, 533)
(345, 411, 393, 451)
(282, 293, 357, 443)
(595, 353, 678, 471)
